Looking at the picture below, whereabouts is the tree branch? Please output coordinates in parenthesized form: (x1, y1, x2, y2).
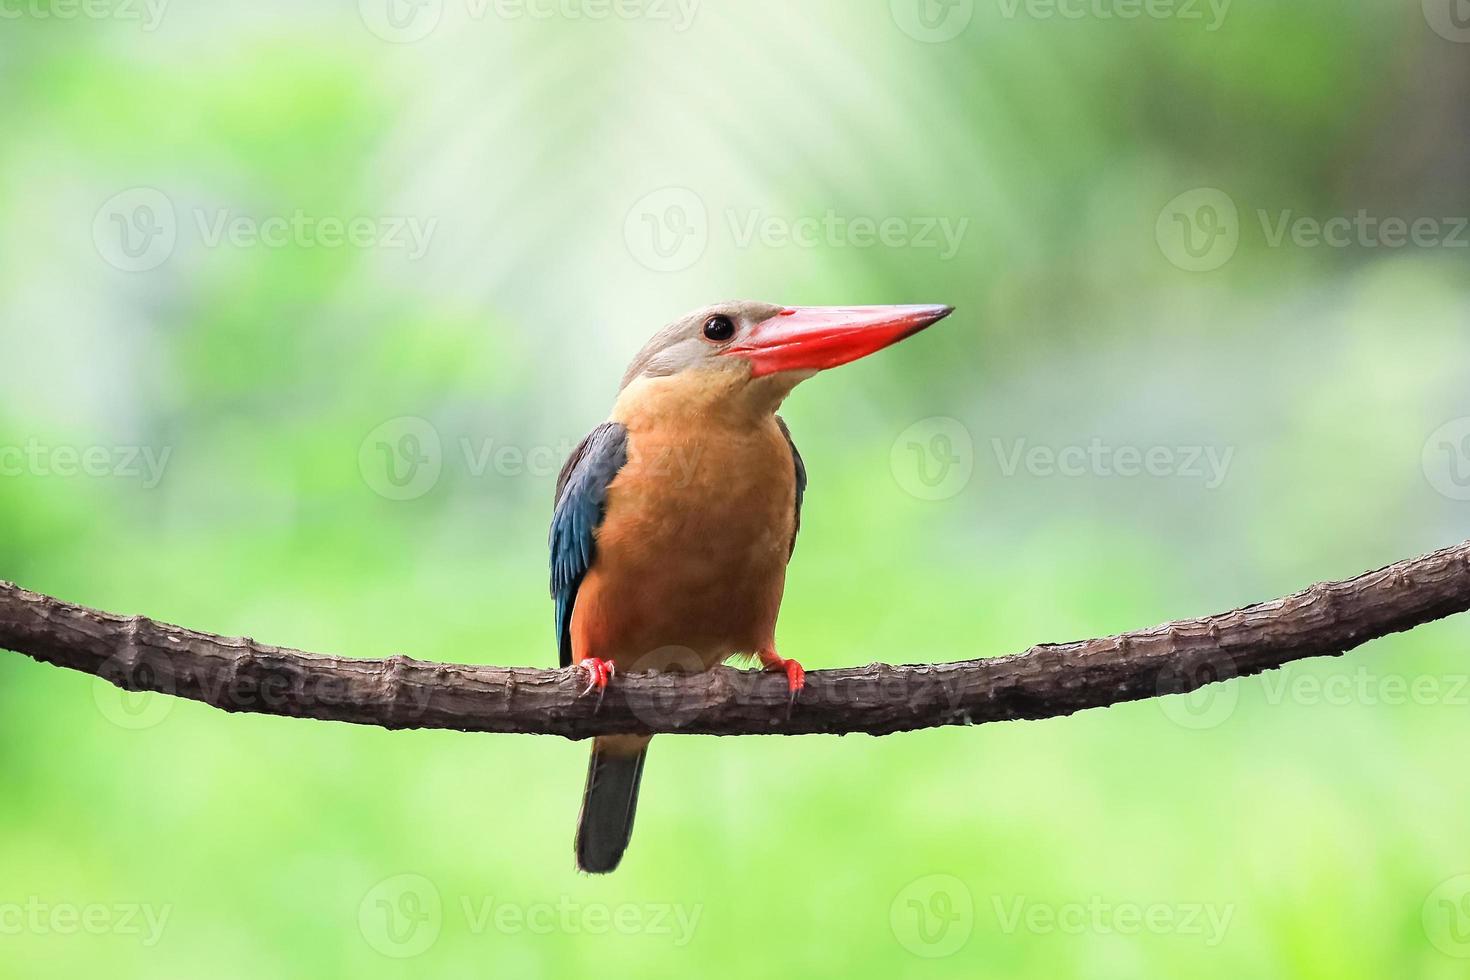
(3, 540, 1468, 739)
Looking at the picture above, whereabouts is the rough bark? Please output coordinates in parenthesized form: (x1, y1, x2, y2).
(2, 540, 1467, 739)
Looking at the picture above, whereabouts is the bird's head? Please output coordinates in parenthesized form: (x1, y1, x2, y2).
(619, 300, 953, 413)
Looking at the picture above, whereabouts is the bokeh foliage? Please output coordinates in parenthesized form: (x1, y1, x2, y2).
(2, 0, 1469, 975)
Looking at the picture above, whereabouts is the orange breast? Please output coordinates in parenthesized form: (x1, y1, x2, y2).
(570, 376, 797, 674)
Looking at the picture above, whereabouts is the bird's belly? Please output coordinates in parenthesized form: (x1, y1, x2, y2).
(570, 424, 795, 671)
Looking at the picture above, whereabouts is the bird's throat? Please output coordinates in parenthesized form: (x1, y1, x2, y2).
(612, 369, 797, 432)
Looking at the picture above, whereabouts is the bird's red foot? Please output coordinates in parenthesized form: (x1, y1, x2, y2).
(578, 658, 616, 706)
(758, 649, 804, 701)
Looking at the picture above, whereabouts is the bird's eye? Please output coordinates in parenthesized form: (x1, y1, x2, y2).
(702, 315, 736, 343)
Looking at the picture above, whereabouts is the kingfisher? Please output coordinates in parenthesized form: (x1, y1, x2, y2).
(550, 300, 953, 873)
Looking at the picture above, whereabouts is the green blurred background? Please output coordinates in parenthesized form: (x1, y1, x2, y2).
(4, 0, 1470, 975)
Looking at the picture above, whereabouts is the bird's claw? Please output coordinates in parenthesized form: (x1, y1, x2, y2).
(578, 658, 615, 710)
(758, 651, 804, 715)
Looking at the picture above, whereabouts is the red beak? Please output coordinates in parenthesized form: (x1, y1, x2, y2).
(723, 304, 954, 378)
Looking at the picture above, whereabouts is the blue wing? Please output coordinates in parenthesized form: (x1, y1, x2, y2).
(776, 415, 806, 558)
(550, 422, 629, 668)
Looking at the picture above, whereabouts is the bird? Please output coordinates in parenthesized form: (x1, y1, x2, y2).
(550, 300, 953, 873)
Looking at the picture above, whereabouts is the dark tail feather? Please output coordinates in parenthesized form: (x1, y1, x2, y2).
(575, 736, 649, 874)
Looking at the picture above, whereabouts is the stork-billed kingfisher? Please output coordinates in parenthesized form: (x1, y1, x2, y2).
(550, 300, 953, 873)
